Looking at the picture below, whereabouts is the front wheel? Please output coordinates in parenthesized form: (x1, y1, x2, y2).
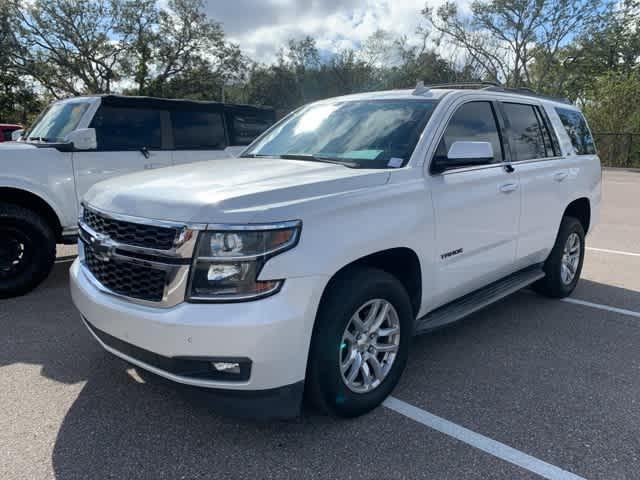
(533, 216, 585, 298)
(306, 267, 413, 418)
(0, 204, 56, 298)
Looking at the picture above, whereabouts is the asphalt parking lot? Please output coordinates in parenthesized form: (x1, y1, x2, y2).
(2, 169, 640, 480)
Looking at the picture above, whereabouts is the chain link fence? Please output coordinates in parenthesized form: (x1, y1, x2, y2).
(593, 133, 640, 168)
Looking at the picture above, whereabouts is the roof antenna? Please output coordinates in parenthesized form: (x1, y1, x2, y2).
(413, 81, 429, 95)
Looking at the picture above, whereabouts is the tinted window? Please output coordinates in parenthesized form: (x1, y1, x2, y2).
(555, 108, 596, 155)
(90, 106, 162, 150)
(435, 101, 503, 164)
(533, 106, 557, 157)
(171, 111, 226, 150)
(2, 129, 14, 141)
(502, 103, 548, 161)
(230, 112, 274, 146)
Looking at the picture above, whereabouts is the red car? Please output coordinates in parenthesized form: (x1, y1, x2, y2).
(0, 124, 23, 142)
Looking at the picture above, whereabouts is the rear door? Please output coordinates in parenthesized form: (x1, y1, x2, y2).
(499, 101, 567, 266)
(429, 100, 521, 306)
(73, 104, 172, 201)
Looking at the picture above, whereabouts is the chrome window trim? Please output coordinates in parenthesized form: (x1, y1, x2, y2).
(437, 155, 566, 175)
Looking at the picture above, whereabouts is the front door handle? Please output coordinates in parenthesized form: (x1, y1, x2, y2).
(554, 171, 569, 182)
(499, 183, 519, 193)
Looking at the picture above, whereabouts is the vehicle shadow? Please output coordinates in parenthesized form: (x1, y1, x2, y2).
(4, 262, 640, 478)
(0, 260, 93, 385)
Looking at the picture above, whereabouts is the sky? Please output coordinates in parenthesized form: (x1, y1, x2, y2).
(204, 0, 467, 63)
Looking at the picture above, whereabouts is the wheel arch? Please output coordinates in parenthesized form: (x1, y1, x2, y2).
(320, 247, 422, 318)
(0, 187, 63, 241)
(563, 197, 591, 234)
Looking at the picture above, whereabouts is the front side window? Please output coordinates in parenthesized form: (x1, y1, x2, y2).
(171, 110, 226, 150)
(502, 103, 547, 161)
(434, 101, 503, 165)
(245, 99, 438, 168)
(90, 106, 162, 150)
(26, 100, 90, 142)
(555, 108, 596, 155)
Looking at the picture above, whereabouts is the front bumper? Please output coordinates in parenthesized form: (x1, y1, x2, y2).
(70, 260, 327, 414)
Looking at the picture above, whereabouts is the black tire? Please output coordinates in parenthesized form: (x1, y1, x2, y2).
(0, 203, 56, 298)
(533, 216, 585, 298)
(306, 266, 413, 418)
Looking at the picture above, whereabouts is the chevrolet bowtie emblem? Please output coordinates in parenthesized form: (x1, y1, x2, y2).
(90, 232, 116, 262)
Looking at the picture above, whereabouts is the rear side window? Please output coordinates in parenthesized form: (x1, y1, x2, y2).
(229, 112, 274, 146)
(2, 129, 13, 141)
(91, 106, 162, 150)
(171, 110, 226, 150)
(502, 103, 548, 161)
(435, 101, 503, 163)
(555, 108, 596, 155)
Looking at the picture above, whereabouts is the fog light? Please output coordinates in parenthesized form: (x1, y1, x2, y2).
(212, 361, 241, 375)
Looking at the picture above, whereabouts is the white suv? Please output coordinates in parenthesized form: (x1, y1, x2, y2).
(0, 95, 275, 298)
(70, 84, 601, 418)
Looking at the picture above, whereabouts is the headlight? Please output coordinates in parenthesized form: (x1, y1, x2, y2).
(187, 221, 301, 302)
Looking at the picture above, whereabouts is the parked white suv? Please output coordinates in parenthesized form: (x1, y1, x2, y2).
(70, 85, 601, 418)
(0, 95, 275, 298)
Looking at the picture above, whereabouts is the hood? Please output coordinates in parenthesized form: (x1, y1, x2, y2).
(84, 157, 391, 223)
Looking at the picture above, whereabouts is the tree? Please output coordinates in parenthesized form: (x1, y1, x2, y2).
(423, 0, 608, 88)
(0, 0, 40, 122)
(117, 0, 159, 95)
(12, 0, 130, 96)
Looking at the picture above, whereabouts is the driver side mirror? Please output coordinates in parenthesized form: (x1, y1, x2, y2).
(66, 128, 97, 151)
(431, 141, 494, 174)
(11, 129, 24, 141)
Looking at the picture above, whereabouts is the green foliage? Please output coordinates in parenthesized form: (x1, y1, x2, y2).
(583, 73, 640, 133)
(1, 0, 639, 151)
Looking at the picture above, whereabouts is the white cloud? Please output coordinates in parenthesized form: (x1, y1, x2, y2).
(205, 0, 470, 63)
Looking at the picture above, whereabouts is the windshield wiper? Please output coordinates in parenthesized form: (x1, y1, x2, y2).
(278, 154, 359, 168)
(27, 136, 54, 143)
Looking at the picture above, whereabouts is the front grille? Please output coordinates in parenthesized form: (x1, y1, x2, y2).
(83, 207, 179, 250)
(84, 243, 167, 302)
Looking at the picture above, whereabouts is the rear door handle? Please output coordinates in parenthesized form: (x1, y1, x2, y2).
(554, 171, 569, 182)
(499, 183, 519, 193)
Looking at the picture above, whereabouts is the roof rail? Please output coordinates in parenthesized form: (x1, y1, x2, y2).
(483, 86, 572, 104)
(419, 81, 571, 104)
(427, 81, 501, 89)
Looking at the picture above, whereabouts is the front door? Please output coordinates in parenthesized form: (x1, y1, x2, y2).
(429, 100, 521, 306)
(73, 105, 172, 203)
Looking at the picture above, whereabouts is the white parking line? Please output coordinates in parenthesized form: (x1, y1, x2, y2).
(587, 247, 640, 257)
(561, 297, 640, 319)
(54, 256, 77, 264)
(384, 397, 586, 480)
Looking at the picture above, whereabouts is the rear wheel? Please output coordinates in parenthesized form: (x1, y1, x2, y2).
(533, 216, 585, 298)
(0, 204, 56, 298)
(306, 267, 413, 417)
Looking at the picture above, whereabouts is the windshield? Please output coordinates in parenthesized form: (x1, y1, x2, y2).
(244, 99, 438, 168)
(26, 100, 91, 142)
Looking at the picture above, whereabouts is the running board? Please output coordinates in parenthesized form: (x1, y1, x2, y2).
(414, 265, 545, 334)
